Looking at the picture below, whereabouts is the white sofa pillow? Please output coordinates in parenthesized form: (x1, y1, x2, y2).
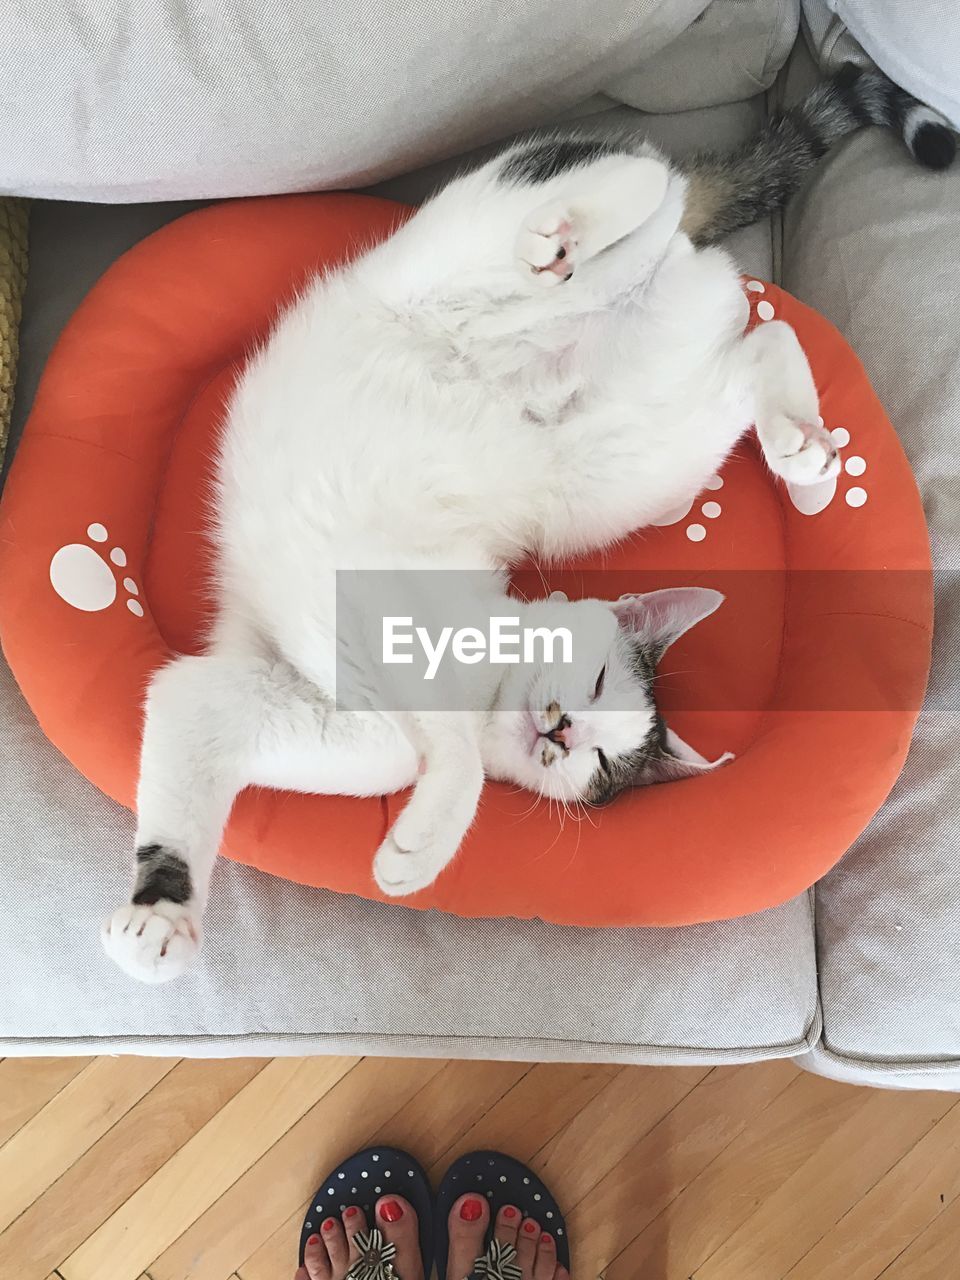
(803, 0, 960, 128)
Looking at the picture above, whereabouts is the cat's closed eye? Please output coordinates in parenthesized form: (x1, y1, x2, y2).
(592, 665, 606, 700)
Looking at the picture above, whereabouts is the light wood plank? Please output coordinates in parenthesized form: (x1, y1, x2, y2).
(7, 1055, 960, 1280)
(59, 1056, 359, 1280)
(694, 1086, 954, 1279)
(374, 1058, 529, 1164)
(604, 1071, 866, 1279)
(785, 1098, 960, 1280)
(534, 1064, 710, 1211)
(151, 1057, 447, 1280)
(878, 1189, 960, 1280)
(0, 1058, 266, 1280)
(566, 1059, 799, 1274)
(0, 1057, 178, 1236)
(428, 1061, 621, 1180)
(0, 1059, 93, 1147)
(237, 1059, 527, 1280)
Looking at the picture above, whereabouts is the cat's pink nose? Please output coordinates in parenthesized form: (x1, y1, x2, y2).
(544, 714, 573, 749)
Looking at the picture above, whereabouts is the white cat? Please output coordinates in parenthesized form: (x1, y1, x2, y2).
(102, 68, 954, 982)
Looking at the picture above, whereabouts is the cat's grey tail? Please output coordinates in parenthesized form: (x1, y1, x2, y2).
(681, 64, 956, 246)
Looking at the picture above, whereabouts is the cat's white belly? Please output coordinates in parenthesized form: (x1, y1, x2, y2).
(249, 715, 419, 797)
(216, 225, 756, 664)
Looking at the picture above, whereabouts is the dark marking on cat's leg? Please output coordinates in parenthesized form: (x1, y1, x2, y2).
(132, 843, 192, 906)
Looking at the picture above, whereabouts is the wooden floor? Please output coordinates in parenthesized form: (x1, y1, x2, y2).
(0, 1057, 957, 1280)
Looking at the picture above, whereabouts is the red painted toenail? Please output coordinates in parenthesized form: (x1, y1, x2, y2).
(344, 1207, 358, 1218)
(524, 1222, 537, 1233)
(380, 1199, 404, 1222)
(307, 1234, 321, 1245)
(503, 1206, 518, 1220)
(541, 1232, 553, 1244)
(460, 1198, 484, 1221)
(322, 1219, 337, 1232)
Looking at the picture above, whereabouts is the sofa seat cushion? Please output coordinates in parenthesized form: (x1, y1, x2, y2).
(0, 188, 931, 929)
(0, 100, 819, 1061)
(784, 119, 960, 1083)
(0, 650, 820, 1059)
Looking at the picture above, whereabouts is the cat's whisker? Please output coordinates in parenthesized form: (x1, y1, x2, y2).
(654, 665, 695, 681)
(511, 781, 547, 825)
(555, 765, 598, 830)
(572, 796, 599, 830)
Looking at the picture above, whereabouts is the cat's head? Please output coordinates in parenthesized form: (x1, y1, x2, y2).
(482, 587, 732, 805)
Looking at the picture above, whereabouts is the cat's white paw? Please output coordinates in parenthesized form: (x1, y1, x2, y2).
(101, 901, 202, 984)
(762, 415, 840, 486)
(515, 210, 576, 285)
(373, 830, 454, 897)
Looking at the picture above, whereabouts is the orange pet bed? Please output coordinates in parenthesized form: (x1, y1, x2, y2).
(0, 195, 932, 927)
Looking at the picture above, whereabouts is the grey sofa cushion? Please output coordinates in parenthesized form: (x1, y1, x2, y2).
(0, 0, 713, 201)
(783, 121, 960, 1083)
(0, 99, 820, 1061)
(610, 0, 799, 112)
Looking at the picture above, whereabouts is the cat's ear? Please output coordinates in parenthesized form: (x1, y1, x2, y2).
(612, 587, 723, 662)
(638, 727, 733, 786)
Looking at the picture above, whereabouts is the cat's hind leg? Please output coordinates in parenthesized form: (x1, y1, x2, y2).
(514, 154, 670, 285)
(742, 318, 840, 485)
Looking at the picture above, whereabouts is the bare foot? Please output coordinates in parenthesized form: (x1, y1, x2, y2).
(446, 1194, 572, 1280)
(294, 1195, 424, 1280)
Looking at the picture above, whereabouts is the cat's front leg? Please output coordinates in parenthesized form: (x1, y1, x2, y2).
(102, 894, 202, 987)
(373, 712, 484, 897)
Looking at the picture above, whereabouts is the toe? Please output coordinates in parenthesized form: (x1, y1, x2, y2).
(447, 1193, 490, 1279)
(516, 1218, 540, 1274)
(374, 1196, 422, 1278)
(341, 1205, 366, 1260)
(320, 1216, 349, 1273)
(494, 1203, 521, 1249)
(533, 1230, 558, 1279)
(302, 1228, 333, 1280)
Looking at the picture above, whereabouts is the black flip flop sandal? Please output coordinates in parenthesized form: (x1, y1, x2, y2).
(435, 1150, 570, 1279)
(298, 1145, 433, 1278)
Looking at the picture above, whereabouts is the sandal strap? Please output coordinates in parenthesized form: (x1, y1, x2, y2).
(468, 1239, 523, 1280)
(346, 1228, 400, 1280)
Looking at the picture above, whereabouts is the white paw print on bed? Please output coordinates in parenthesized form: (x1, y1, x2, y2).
(651, 474, 725, 542)
(653, 426, 869, 539)
(785, 421, 868, 516)
(49, 523, 144, 617)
